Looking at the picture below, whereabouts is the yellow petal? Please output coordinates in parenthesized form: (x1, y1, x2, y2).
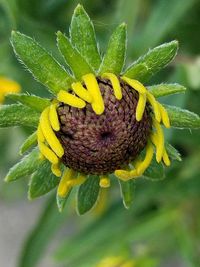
(102, 73, 122, 100)
(57, 90, 86, 108)
(82, 73, 105, 115)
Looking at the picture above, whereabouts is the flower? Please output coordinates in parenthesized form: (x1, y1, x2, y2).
(0, 76, 21, 104)
(37, 72, 170, 199)
(2, 4, 200, 212)
(95, 256, 135, 267)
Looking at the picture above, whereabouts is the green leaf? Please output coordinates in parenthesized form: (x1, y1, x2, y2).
(5, 148, 42, 182)
(11, 31, 74, 95)
(77, 175, 100, 215)
(142, 156, 165, 181)
(99, 23, 127, 75)
(124, 41, 178, 82)
(70, 4, 101, 71)
(0, 104, 40, 128)
(57, 31, 93, 79)
(164, 105, 200, 129)
(166, 143, 182, 162)
(119, 179, 135, 209)
(28, 160, 60, 199)
(6, 93, 50, 112)
(18, 195, 68, 267)
(148, 83, 186, 98)
(19, 131, 37, 155)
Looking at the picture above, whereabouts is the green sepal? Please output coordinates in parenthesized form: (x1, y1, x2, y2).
(19, 131, 37, 155)
(148, 83, 186, 98)
(142, 156, 165, 181)
(118, 179, 135, 209)
(28, 160, 60, 199)
(77, 175, 100, 215)
(166, 143, 182, 162)
(11, 31, 74, 95)
(5, 148, 42, 182)
(99, 23, 127, 75)
(6, 93, 50, 112)
(57, 31, 93, 80)
(0, 104, 40, 128)
(164, 105, 200, 129)
(57, 192, 72, 213)
(70, 4, 101, 71)
(124, 40, 178, 82)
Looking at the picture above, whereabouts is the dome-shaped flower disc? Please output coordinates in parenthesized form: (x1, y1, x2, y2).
(56, 77, 152, 174)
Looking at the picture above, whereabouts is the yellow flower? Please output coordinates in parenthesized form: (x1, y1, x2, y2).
(95, 256, 135, 267)
(36, 73, 171, 198)
(0, 76, 21, 104)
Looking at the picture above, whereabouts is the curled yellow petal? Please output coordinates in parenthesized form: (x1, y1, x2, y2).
(57, 168, 76, 198)
(147, 92, 161, 122)
(40, 107, 64, 158)
(102, 73, 122, 100)
(135, 93, 147, 121)
(82, 73, 104, 115)
(121, 76, 147, 94)
(115, 169, 138, 181)
(51, 162, 62, 177)
(66, 174, 86, 187)
(37, 124, 45, 142)
(57, 90, 86, 108)
(99, 176, 110, 188)
(152, 119, 164, 163)
(162, 148, 171, 166)
(38, 141, 59, 164)
(49, 103, 60, 131)
(121, 76, 147, 121)
(71, 82, 93, 103)
(158, 103, 171, 128)
(136, 141, 154, 175)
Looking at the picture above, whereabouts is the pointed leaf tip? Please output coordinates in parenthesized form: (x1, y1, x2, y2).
(124, 40, 179, 82)
(11, 31, 74, 95)
(70, 4, 101, 71)
(57, 31, 93, 79)
(99, 23, 127, 75)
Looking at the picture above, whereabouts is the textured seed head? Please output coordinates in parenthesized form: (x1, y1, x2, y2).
(56, 78, 152, 175)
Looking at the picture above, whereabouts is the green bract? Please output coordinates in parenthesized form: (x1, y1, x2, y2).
(0, 4, 200, 214)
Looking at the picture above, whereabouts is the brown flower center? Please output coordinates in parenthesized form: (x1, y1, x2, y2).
(56, 77, 152, 175)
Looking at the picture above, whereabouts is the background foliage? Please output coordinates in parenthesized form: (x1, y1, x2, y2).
(0, 0, 200, 266)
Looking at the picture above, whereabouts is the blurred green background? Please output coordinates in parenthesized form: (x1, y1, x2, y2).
(0, 0, 200, 266)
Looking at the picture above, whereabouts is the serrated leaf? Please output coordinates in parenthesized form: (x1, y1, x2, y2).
(11, 31, 74, 95)
(148, 83, 186, 98)
(19, 131, 37, 155)
(5, 148, 42, 182)
(57, 192, 72, 213)
(164, 105, 200, 129)
(70, 4, 101, 71)
(124, 41, 178, 82)
(0, 104, 40, 128)
(166, 143, 181, 162)
(119, 179, 135, 209)
(28, 160, 60, 199)
(142, 156, 165, 181)
(99, 23, 127, 75)
(6, 93, 50, 112)
(77, 175, 100, 215)
(57, 31, 93, 80)
(18, 195, 68, 267)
